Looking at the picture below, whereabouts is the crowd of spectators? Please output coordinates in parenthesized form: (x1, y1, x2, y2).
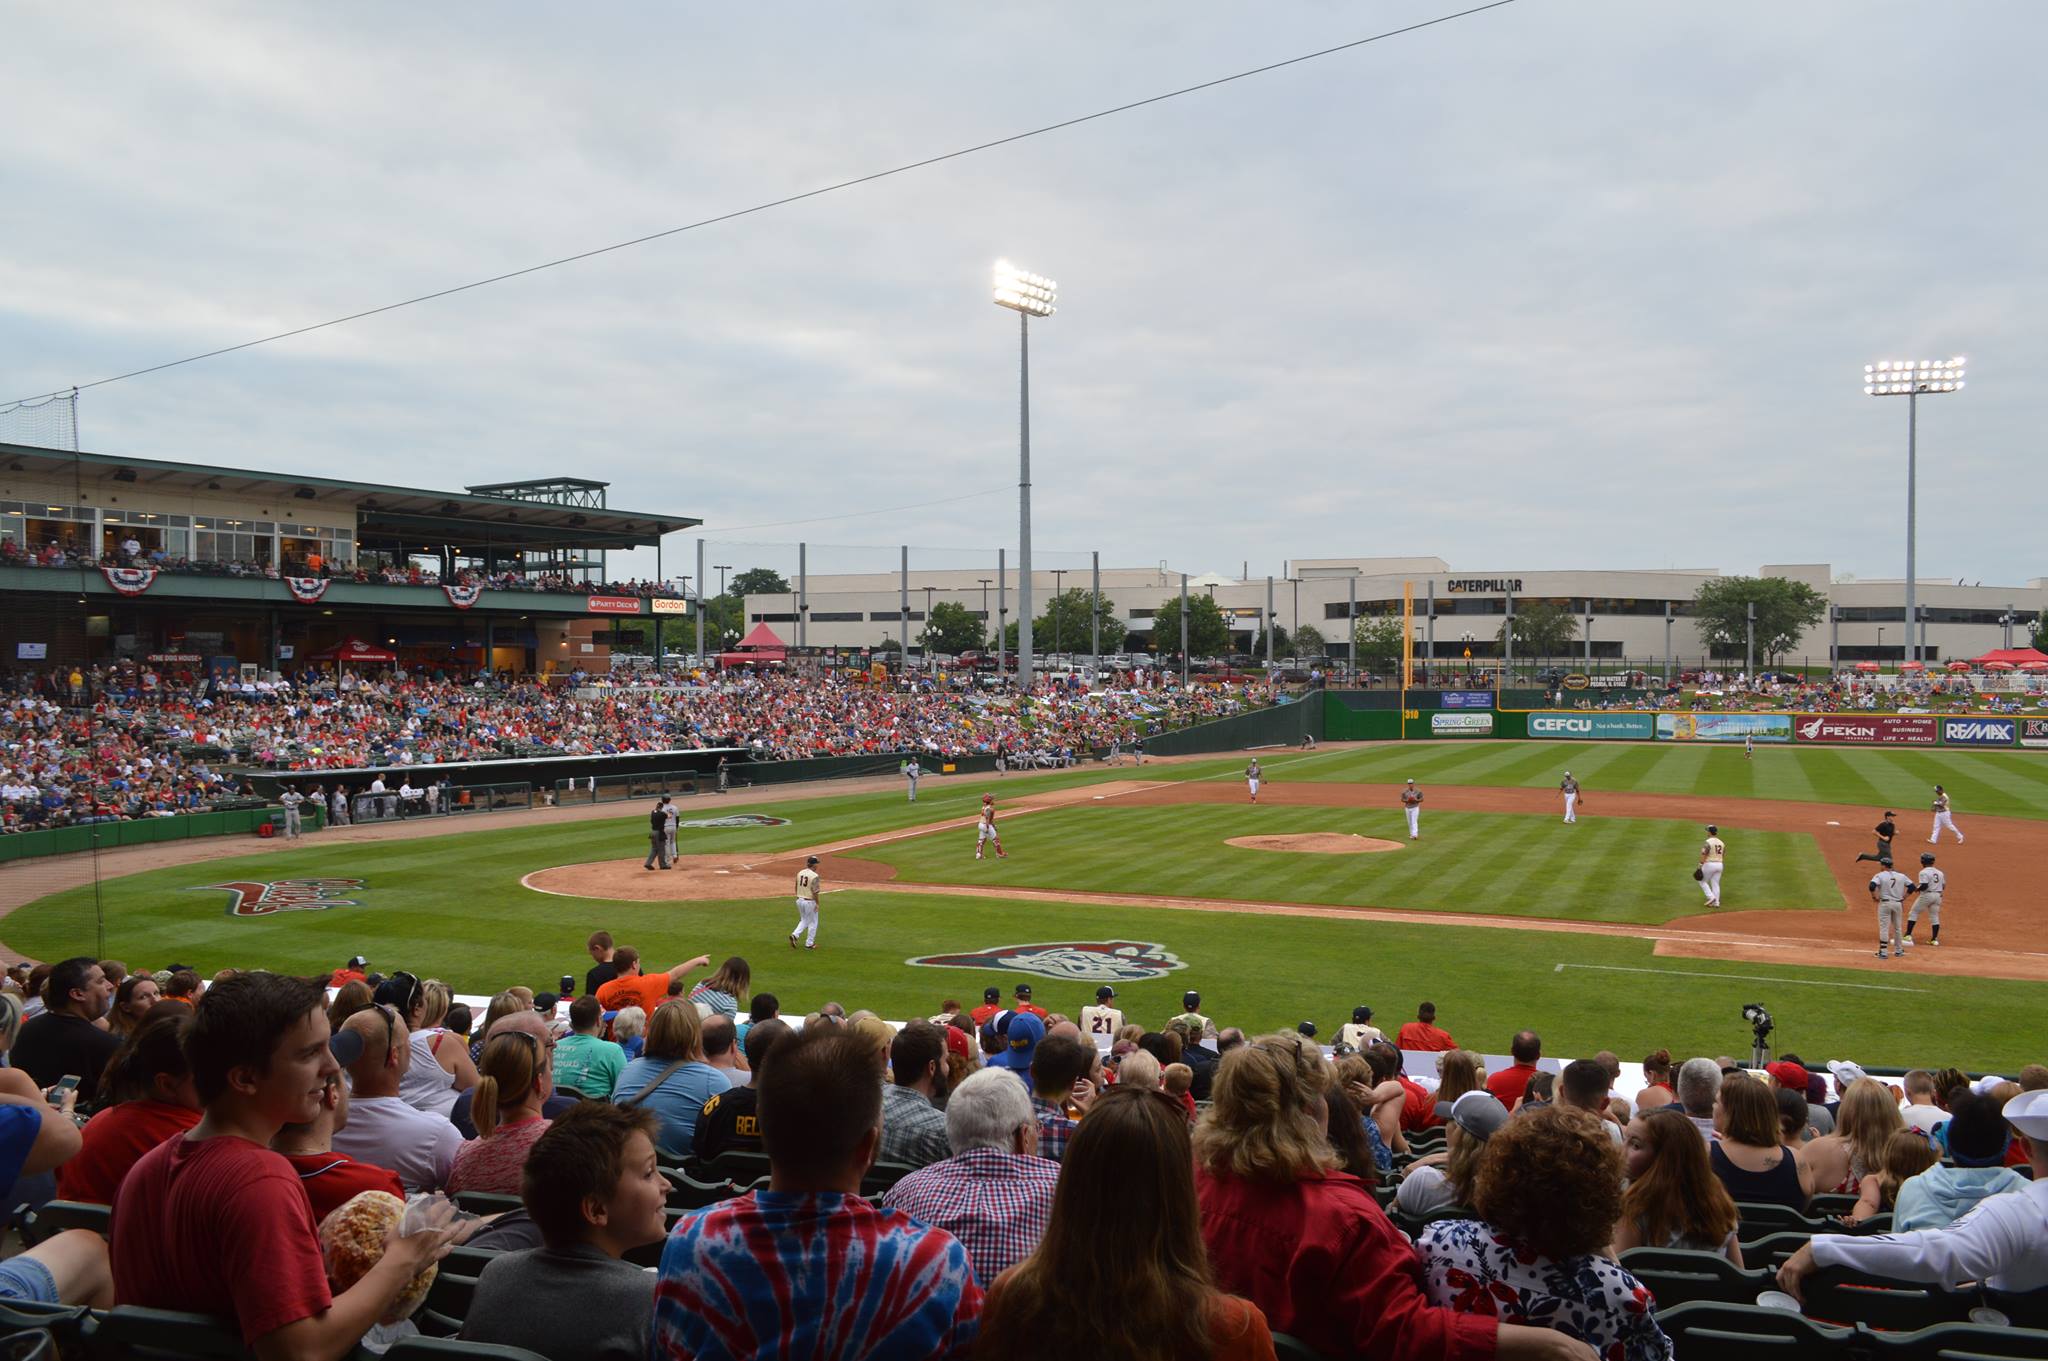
(0, 664, 1272, 832)
(0, 946, 2042, 1360)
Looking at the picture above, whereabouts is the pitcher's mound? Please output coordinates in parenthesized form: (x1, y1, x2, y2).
(1226, 834, 1405, 855)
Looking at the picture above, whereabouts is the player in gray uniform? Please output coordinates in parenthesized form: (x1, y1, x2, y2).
(279, 784, 304, 839)
(903, 757, 921, 802)
(1868, 856, 1911, 959)
(663, 799, 680, 863)
(1903, 851, 1946, 949)
(329, 784, 350, 826)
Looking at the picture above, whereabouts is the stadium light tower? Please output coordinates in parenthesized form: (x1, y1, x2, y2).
(1864, 357, 1965, 665)
(994, 260, 1057, 691)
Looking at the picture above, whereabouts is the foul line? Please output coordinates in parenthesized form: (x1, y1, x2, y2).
(1554, 963, 1929, 993)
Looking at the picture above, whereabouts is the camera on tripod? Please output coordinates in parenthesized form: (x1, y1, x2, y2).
(1741, 1003, 1774, 1066)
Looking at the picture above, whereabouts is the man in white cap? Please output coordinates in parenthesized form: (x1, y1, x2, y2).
(1400, 779, 1423, 841)
(1777, 1088, 2048, 1299)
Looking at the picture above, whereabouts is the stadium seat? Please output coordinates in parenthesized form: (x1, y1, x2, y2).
(1735, 1202, 1846, 1239)
(1739, 1232, 1816, 1270)
(441, 1245, 503, 1279)
(0, 1302, 94, 1359)
(661, 1168, 739, 1209)
(702, 1150, 772, 1185)
(451, 1192, 523, 1217)
(1988, 1287, 2048, 1332)
(21, 1200, 110, 1245)
(87, 1305, 249, 1360)
(1848, 1212, 1894, 1235)
(1653, 1300, 1853, 1359)
(1270, 1333, 1337, 1361)
(1799, 1264, 1976, 1331)
(1618, 1248, 1774, 1308)
(417, 1272, 480, 1338)
(860, 1161, 917, 1197)
(1807, 1193, 1861, 1219)
(381, 1339, 552, 1361)
(1864, 1321, 2048, 1359)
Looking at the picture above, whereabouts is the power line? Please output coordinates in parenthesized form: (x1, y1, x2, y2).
(697, 485, 1008, 534)
(6, 0, 1520, 406)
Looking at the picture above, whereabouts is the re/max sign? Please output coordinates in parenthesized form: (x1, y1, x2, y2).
(1444, 578, 1523, 594)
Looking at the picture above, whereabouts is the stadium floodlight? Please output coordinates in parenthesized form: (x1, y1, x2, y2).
(992, 260, 1060, 689)
(1863, 356, 1966, 665)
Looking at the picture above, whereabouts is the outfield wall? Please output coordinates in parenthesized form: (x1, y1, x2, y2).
(0, 803, 323, 864)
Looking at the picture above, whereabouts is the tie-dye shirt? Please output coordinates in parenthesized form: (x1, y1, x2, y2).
(653, 1189, 983, 1361)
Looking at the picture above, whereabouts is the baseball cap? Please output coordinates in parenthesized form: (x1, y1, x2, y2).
(1182, 991, 1201, 1009)
(1971, 1074, 2011, 1097)
(1013, 983, 1033, 998)
(1002, 1011, 1046, 1068)
(328, 1028, 365, 1067)
(2003, 1088, 2048, 1140)
(1878, 856, 1893, 866)
(1450, 1091, 1510, 1143)
(806, 855, 819, 866)
(983, 987, 1001, 1002)
(1826, 1059, 1869, 1089)
(943, 1026, 973, 1061)
(1352, 1005, 1374, 1023)
(346, 955, 368, 969)
(1765, 1061, 1810, 1092)
(1298, 1020, 1318, 1038)
(1096, 985, 1116, 1000)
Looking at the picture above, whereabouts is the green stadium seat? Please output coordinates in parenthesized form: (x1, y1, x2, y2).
(21, 1200, 110, 1245)
(1800, 1264, 1975, 1331)
(417, 1272, 480, 1338)
(87, 1306, 250, 1360)
(381, 1338, 552, 1361)
(451, 1192, 522, 1217)
(1863, 1321, 2048, 1359)
(662, 1168, 739, 1209)
(0, 1302, 94, 1358)
(1734, 1201, 1848, 1239)
(1653, 1300, 1853, 1359)
(1270, 1333, 1337, 1361)
(442, 1244, 504, 1279)
(860, 1161, 917, 1197)
(1808, 1193, 1861, 1218)
(1618, 1247, 1774, 1309)
(1739, 1232, 1816, 1270)
(1848, 1212, 1894, 1235)
(1988, 1287, 2048, 1332)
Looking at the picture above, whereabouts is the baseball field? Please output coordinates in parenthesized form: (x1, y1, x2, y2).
(5, 740, 2044, 1070)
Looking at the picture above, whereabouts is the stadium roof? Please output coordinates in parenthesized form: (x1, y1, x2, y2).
(1, 441, 698, 551)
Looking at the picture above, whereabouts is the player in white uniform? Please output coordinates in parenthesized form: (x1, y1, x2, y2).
(1698, 825, 1725, 907)
(1903, 851, 1946, 948)
(1338, 1005, 1384, 1050)
(1560, 772, 1582, 824)
(1246, 759, 1262, 804)
(1080, 985, 1125, 1040)
(1401, 779, 1423, 840)
(789, 855, 823, 950)
(1928, 785, 1964, 844)
(974, 794, 1005, 860)
(1868, 856, 1911, 959)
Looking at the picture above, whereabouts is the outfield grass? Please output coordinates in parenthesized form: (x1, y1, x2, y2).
(845, 805, 1840, 923)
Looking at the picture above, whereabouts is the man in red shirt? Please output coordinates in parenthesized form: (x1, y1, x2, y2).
(1395, 1002, 1456, 1053)
(1010, 983, 1048, 1021)
(110, 972, 454, 1355)
(1484, 1031, 1545, 1109)
(328, 955, 369, 989)
(271, 1036, 407, 1223)
(968, 988, 1003, 1027)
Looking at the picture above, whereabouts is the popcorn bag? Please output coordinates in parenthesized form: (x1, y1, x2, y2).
(317, 1190, 472, 1324)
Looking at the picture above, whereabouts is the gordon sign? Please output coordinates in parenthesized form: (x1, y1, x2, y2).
(1444, 578, 1522, 594)
(1942, 717, 2016, 748)
(649, 597, 692, 615)
(1528, 712, 1654, 740)
(1793, 714, 1938, 746)
(1431, 712, 1493, 736)
(586, 596, 642, 615)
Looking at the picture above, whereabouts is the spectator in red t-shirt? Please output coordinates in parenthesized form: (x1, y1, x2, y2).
(110, 971, 455, 1355)
(58, 1012, 202, 1206)
(1395, 1001, 1456, 1053)
(1485, 1031, 1544, 1110)
(271, 1047, 406, 1224)
(328, 955, 369, 990)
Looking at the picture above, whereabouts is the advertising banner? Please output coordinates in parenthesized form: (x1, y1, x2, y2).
(650, 597, 692, 615)
(1792, 714, 1938, 746)
(1528, 712, 1655, 740)
(1440, 691, 1494, 709)
(586, 596, 642, 615)
(2023, 718, 2048, 749)
(1656, 713, 1793, 743)
(1430, 712, 1494, 736)
(1942, 717, 2016, 748)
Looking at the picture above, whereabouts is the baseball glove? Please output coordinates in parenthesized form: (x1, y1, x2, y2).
(1692, 867, 1705, 882)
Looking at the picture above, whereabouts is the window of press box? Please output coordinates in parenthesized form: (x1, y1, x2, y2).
(192, 516, 277, 567)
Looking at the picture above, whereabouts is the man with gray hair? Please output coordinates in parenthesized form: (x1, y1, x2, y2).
(1676, 1057, 1723, 1141)
(880, 1066, 1060, 1286)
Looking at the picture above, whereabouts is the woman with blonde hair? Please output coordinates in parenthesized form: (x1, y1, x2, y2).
(1395, 1092, 1507, 1218)
(448, 1027, 555, 1194)
(1800, 1077, 1906, 1195)
(1193, 1032, 1584, 1361)
(978, 1087, 1275, 1361)
(471, 990, 528, 1063)
(608, 999, 731, 1157)
(1613, 1109, 1742, 1263)
(1434, 1049, 1486, 1116)
(686, 957, 750, 1019)
(1846, 1129, 1940, 1224)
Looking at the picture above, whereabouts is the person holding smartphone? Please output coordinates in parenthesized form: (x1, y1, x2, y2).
(12, 957, 120, 1106)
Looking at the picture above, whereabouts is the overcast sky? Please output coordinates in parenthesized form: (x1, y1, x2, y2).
(3, 2, 2041, 589)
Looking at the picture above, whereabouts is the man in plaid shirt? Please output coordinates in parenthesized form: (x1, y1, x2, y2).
(883, 1067, 1061, 1287)
(878, 1021, 952, 1168)
(1027, 1032, 1096, 1164)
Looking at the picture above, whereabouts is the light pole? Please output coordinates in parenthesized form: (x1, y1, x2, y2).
(1865, 357, 1965, 665)
(713, 564, 731, 599)
(921, 586, 938, 669)
(977, 579, 993, 652)
(1051, 569, 1067, 657)
(1288, 577, 1302, 660)
(994, 260, 1057, 692)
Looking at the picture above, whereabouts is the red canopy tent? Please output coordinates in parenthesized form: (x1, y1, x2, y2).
(310, 637, 399, 664)
(1974, 647, 2048, 667)
(719, 622, 788, 669)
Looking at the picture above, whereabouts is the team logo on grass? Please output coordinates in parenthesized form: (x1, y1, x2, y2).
(199, 878, 367, 918)
(678, 814, 790, 829)
(908, 941, 1187, 984)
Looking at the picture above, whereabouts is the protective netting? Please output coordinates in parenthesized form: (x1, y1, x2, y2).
(0, 392, 79, 451)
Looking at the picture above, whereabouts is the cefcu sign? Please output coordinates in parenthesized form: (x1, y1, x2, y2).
(1942, 717, 2016, 748)
(1528, 712, 1654, 740)
(1430, 712, 1493, 736)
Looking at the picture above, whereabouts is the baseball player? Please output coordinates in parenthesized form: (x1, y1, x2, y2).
(1246, 758, 1262, 804)
(1869, 855, 1910, 959)
(1179, 991, 1213, 1036)
(1080, 985, 1124, 1039)
(789, 855, 823, 950)
(1853, 811, 1897, 865)
(1560, 771, 1582, 825)
(1338, 1005, 1384, 1050)
(644, 795, 673, 871)
(1400, 779, 1423, 840)
(1698, 824, 1725, 907)
(903, 757, 920, 803)
(1744, 734, 1754, 761)
(663, 798, 680, 864)
(1903, 851, 1946, 948)
(1929, 785, 1964, 844)
(974, 794, 1005, 860)
(279, 784, 304, 839)
(328, 784, 349, 827)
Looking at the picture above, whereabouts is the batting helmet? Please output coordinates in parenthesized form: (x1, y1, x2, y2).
(1920, 852, 1936, 866)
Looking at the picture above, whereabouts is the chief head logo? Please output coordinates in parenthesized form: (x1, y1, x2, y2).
(678, 814, 790, 829)
(199, 877, 367, 918)
(907, 941, 1187, 985)
(1797, 716, 1826, 740)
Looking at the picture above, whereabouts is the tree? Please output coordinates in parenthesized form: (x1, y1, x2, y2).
(1154, 593, 1230, 659)
(728, 567, 790, 597)
(701, 593, 744, 648)
(1497, 602, 1579, 658)
(922, 601, 986, 655)
(1291, 623, 1327, 658)
(1352, 615, 1405, 671)
(2031, 610, 2047, 654)
(1251, 625, 1291, 660)
(1691, 576, 1828, 664)
(1039, 589, 1127, 656)
(872, 636, 902, 654)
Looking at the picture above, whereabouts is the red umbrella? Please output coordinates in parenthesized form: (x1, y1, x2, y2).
(1946, 660, 1972, 672)
(1900, 660, 1926, 671)
(1983, 661, 2015, 672)
(1854, 661, 1880, 673)
(2020, 661, 2048, 673)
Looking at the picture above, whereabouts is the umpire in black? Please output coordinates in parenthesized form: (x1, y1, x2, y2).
(645, 794, 673, 870)
(1854, 810, 1896, 864)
